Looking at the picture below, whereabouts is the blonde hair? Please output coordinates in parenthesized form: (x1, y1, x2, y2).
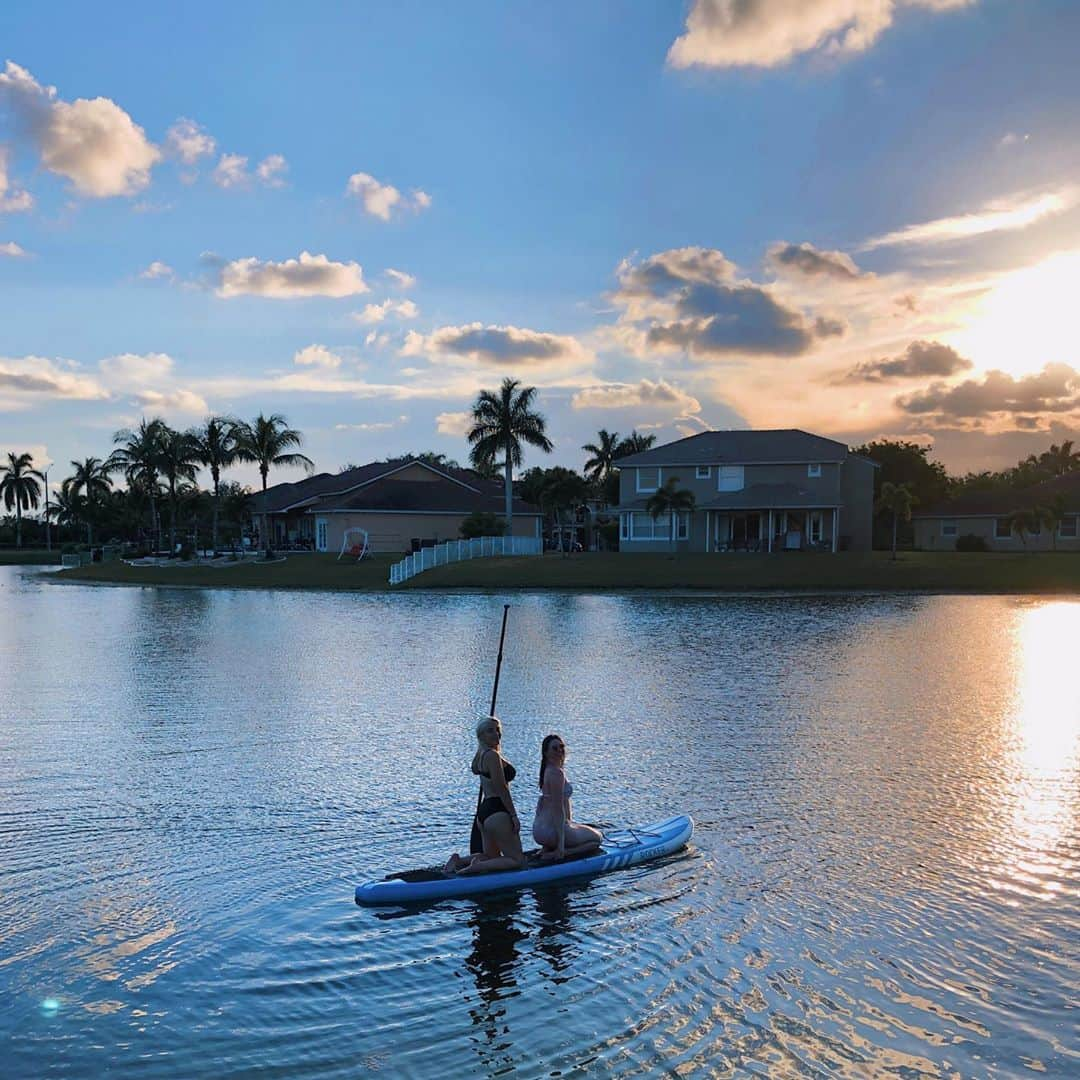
(475, 715, 500, 740)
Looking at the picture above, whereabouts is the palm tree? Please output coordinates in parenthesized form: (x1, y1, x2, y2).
(45, 478, 86, 540)
(876, 481, 917, 560)
(156, 427, 202, 551)
(110, 419, 166, 550)
(582, 429, 622, 484)
(1038, 441, 1080, 476)
(645, 477, 696, 553)
(233, 413, 314, 557)
(0, 451, 44, 548)
(467, 378, 553, 537)
(617, 431, 657, 457)
(194, 416, 240, 553)
(1006, 507, 1040, 551)
(1045, 494, 1068, 551)
(67, 457, 113, 545)
(540, 467, 591, 555)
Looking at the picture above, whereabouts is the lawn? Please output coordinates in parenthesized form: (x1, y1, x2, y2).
(53, 550, 1080, 593)
(0, 549, 62, 565)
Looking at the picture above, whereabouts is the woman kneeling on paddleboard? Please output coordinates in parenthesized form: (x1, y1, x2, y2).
(533, 734, 603, 862)
(444, 716, 525, 875)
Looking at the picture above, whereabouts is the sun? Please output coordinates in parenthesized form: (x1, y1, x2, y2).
(947, 250, 1080, 379)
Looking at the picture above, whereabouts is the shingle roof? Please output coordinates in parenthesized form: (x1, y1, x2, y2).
(914, 471, 1080, 518)
(615, 429, 850, 467)
(309, 476, 538, 515)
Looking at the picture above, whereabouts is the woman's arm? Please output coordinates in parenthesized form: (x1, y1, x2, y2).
(487, 753, 520, 832)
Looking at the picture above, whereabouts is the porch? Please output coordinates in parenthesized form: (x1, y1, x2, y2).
(706, 507, 839, 553)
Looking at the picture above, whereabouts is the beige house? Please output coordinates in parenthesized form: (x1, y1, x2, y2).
(250, 459, 543, 554)
(913, 472, 1080, 551)
(615, 429, 877, 553)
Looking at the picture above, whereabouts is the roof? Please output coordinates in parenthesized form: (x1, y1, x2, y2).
(309, 474, 540, 516)
(914, 471, 1080, 518)
(617, 482, 839, 514)
(615, 429, 851, 467)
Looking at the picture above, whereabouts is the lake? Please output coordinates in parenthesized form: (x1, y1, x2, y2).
(1, 565, 1077, 1077)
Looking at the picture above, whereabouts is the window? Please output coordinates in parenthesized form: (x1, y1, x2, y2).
(619, 514, 629, 541)
(627, 511, 690, 541)
(808, 511, 823, 543)
(717, 465, 744, 492)
(807, 463, 822, 478)
(995, 518, 1012, 539)
(315, 518, 328, 552)
(695, 465, 711, 480)
(941, 521, 958, 537)
(636, 466, 660, 493)
(1059, 515, 1078, 538)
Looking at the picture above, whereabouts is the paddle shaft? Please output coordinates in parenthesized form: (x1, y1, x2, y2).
(471, 604, 511, 854)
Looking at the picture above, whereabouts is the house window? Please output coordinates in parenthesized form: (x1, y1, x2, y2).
(627, 511, 690, 541)
(807, 463, 822, 478)
(695, 465, 711, 480)
(808, 511, 823, 543)
(717, 465, 744, 492)
(619, 514, 629, 541)
(315, 518, 328, 552)
(995, 518, 1012, 539)
(941, 521, 958, 537)
(636, 467, 660, 493)
(1059, 515, 1078, 538)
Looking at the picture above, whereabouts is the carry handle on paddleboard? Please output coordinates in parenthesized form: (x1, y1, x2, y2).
(470, 604, 511, 854)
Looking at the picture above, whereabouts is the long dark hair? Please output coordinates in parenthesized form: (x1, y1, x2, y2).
(539, 733, 561, 790)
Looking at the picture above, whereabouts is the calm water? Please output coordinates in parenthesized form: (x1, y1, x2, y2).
(1, 566, 1078, 1078)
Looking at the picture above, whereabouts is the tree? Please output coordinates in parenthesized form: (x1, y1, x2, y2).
(152, 427, 201, 552)
(1006, 507, 1041, 551)
(234, 413, 314, 557)
(379, 451, 462, 471)
(45, 478, 86, 540)
(645, 477, 696, 554)
(1045, 494, 1068, 552)
(0, 451, 44, 548)
(616, 431, 657, 457)
(875, 481, 917, 560)
(110, 419, 166, 549)
(194, 416, 240, 553)
(853, 440, 946, 549)
(67, 457, 113, 545)
(467, 378, 553, 537)
(582, 429, 621, 484)
(1038, 440, 1080, 476)
(458, 511, 506, 539)
(539, 467, 591, 554)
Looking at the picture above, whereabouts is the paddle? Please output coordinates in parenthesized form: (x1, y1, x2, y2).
(470, 604, 511, 854)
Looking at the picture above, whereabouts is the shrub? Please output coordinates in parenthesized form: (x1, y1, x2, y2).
(956, 533, 988, 552)
(459, 511, 506, 539)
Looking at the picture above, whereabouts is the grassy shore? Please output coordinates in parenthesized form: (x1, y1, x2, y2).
(0, 549, 62, 565)
(52, 550, 1080, 593)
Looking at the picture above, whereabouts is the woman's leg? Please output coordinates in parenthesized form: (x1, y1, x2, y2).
(457, 813, 525, 874)
(562, 822, 603, 854)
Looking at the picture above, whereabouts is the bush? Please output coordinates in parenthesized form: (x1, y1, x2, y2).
(459, 512, 506, 539)
(956, 533, 988, 552)
(597, 521, 620, 551)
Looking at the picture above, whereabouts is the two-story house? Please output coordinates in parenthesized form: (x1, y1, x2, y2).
(614, 429, 877, 553)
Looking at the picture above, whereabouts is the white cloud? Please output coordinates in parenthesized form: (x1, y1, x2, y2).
(0, 355, 109, 405)
(405, 323, 591, 369)
(140, 260, 173, 280)
(346, 171, 431, 220)
(1, 240, 27, 257)
(215, 251, 369, 299)
(213, 152, 249, 189)
(571, 378, 702, 415)
(997, 132, 1030, 151)
(256, 153, 288, 187)
(164, 118, 216, 164)
(132, 387, 208, 414)
(293, 344, 344, 369)
(334, 416, 408, 433)
(668, 0, 976, 70)
(0, 146, 33, 212)
(0, 61, 160, 197)
(436, 411, 472, 436)
(350, 299, 419, 325)
(99, 351, 175, 383)
(862, 187, 1077, 249)
(385, 268, 416, 289)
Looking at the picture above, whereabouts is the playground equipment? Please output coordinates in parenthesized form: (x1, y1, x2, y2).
(338, 527, 370, 562)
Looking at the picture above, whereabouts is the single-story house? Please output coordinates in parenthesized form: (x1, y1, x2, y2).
(913, 472, 1080, 550)
(249, 459, 543, 554)
(614, 429, 877, 553)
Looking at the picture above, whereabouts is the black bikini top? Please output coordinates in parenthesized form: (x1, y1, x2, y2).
(477, 749, 516, 783)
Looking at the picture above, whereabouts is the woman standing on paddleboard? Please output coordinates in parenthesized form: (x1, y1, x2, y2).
(533, 735, 603, 861)
(445, 717, 525, 874)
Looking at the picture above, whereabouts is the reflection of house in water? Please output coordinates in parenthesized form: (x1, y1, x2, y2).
(614, 429, 877, 553)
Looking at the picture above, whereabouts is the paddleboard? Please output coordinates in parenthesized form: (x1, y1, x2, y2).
(355, 813, 693, 906)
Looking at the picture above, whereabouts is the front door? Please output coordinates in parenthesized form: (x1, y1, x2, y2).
(315, 518, 328, 552)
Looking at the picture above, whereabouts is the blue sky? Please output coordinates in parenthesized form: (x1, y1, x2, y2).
(2, 0, 1080, 487)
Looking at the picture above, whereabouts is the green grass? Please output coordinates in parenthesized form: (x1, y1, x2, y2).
(53, 550, 1080, 593)
(0, 549, 62, 565)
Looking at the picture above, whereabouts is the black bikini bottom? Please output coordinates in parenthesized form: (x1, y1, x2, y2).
(477, 796, 511, 824)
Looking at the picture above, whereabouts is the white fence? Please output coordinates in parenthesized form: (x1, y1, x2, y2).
(389, 535, 542, 585)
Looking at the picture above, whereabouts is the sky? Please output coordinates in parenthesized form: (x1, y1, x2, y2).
(2, 0, 1080, 488)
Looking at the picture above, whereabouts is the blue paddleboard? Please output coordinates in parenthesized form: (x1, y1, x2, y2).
(355, 813, 693, 906)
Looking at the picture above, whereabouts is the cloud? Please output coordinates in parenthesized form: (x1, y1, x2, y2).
(164, 118, 216, 164)
(667, 0, 976, 70)
(140, 260, 173, 280)
(0, 355, 109, 403)
(0, 146, 33, 212)
(346, 172, 431, 220)
(255, 154, 288, 187)
(997, 132, 1030, 150)
(293, 344, 344, 369)
(768, 241, 868, 281)
(862, 187, 1077, 249)
(405, 323, 589, 368)
(436, 411, 472, 437)
(1, 240, 27, 257)
(350, 299, 419, 325)
(132, 387, 208, 414)
(385, 268, 416, 289)
(334, 416, 407, 433)
(897, 363, 1080, 423)
(571, 378, 702, 415)
(839, 340, 973, 383)
(99, 351, 175, 383)
(0, 61, 160, 197)
(212, 153, 249, 189)
(215, 251, 369, 299)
